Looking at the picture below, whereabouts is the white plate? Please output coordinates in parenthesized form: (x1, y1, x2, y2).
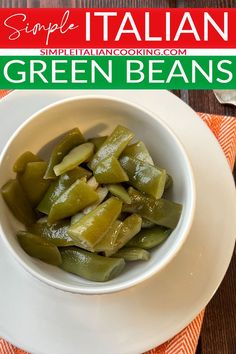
(0, 90, 235, 354)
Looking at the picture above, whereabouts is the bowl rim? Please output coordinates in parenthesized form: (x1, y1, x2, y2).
(0, 94, 196, 295)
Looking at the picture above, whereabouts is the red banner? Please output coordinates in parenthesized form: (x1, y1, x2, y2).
(0, 8, 235, 48)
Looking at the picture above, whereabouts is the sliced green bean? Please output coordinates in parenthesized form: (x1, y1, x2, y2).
(122, 141, 154, 165)
(54, 142, 94, 176)
(17, 231, 62, 266)
(113, 247, 150, 261)
(83, 186, 108, 215)
(89, 125, 134, 170)
(48, 178, 98, 224)
(106, 214, 142, 256)
(141, 218, 155, 228)
(37, 167, 92, 215)
(18, 161, 50, 207)
(29, 219, 75, 247)
(44, 128, 85, 179)
(120, 156, 166, 199)
(94, 156, 129, 184)
(165, 174, 173, 190)
(68, 197, 122, 249)
(94, 220, 123, 255)
(87, 176, 99, 190)
(1, 179, 35, 225)
(127, 226, 172, 249)
(60, 247, 125, 282)
(71, 212, 84, 225)
(123, 187, 182, 229)
(107, 184, 131, 204)
(13, 151, 42, 173)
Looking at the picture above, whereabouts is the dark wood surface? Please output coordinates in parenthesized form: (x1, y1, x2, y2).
(1, 1, 236, 353)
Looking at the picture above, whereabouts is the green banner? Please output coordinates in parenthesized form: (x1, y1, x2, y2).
(0, 56, 235, 89)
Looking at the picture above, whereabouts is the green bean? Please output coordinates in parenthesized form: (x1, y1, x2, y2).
(107, 184, 131, 204)
(123, 187, 182, 229)
(29, 219, 75, 247)
(94, 156, 128, 184)
(113, 247, 150, 261)
(44, 128, 85, 179)
(165, 174, 173, 190)
(68, 197, 122, 249)
(127, 226, 172, 249)
(94, 220, 123, 255)
(48, 178, 98, 224)
(83, 186, 108, 215)
(122, 141, 154, 165)
(13, 151, 42, 173)
(18, 161, 50, 207)
(89, 125, 134, 170)
(17, 231, 62, 266)
(106, 214, 142, 256)
(120, 156, 166, 199)
(37, 167, 92, 215)
(1, 179, 35, 225)
(71, 212, 84, 225)
(54, 142, 94, 176)
(60, 247, 125, 282)
(141, 218, 155, 228)
(86, 176, 99, 190)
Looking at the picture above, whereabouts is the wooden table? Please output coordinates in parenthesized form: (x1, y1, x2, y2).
(1, 1, 236, 353)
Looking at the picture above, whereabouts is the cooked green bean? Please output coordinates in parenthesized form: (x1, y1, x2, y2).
(94, 220, 123, 255)
(106, 214, 142, 256)
(123, 187, 182, 229)
(120, 156, 166, 199)
(44, 128, 85, 179)
(107, 184, 131, 204)
(68, 197, 122, 249)
(54, 142, 94, 176)
(83, 186, 108, 215)
(17, 231, 62, 266)
(60, 247, 125, 282)
(18, 161, 50, 207)
(89, 125, 134, 170)
(127, 226, 172, 249)
(94, 156, 129, 184)
(13, 151, 42, 173)
(113, 247, 150, 261)
(122, 141, 154, 165)
(71, 212, 84, 225)
(29, 219, 75, 247)
(48, 178, 98, 224)
(86, 176, 99, 190)
(165, 174, 173, 190)
(1, 179, 36, 225)
(37, 167, 92, 214)
(141, 218, 156, 228)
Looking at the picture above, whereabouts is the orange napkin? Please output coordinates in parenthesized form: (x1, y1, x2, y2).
(0, 90, 235, 354)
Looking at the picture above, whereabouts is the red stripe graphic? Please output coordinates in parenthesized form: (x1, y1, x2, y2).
(0, 9, 235, 48)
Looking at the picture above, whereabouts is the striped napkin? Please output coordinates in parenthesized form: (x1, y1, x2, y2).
(0, 90, 235, 354)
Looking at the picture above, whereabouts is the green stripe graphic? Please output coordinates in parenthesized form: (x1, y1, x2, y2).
(0, 56, 235, 89)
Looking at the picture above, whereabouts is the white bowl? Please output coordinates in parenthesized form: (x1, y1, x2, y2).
(0, 96, 195, 295)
